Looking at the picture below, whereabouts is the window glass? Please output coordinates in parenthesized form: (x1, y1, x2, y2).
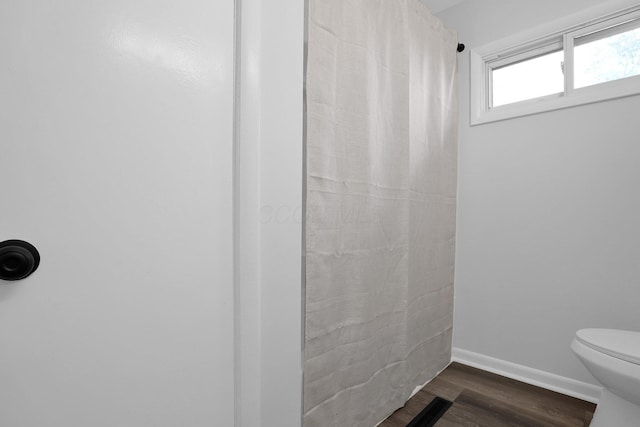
(574, 24, 640, 89)
(492, 50, 564, 107)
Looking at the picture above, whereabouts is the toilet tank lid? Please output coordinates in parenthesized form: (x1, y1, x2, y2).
(576, 329, 640, 365)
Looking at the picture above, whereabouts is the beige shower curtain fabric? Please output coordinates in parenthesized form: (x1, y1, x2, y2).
(304, 0, 459, 426)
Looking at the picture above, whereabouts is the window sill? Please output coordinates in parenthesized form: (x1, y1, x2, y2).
(471, 74, 640, 126)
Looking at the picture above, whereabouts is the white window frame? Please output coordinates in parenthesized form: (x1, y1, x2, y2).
(470, 2, 640, 125)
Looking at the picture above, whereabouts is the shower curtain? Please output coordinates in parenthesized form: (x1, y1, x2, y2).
(304, 0, 458, 425)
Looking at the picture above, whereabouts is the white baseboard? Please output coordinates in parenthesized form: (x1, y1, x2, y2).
(452, 347, 602, 404)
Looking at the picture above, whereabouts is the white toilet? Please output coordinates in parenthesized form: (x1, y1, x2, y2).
(571, 329, 640, 427)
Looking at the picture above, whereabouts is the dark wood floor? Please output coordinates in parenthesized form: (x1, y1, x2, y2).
(380, 363, 596, 427)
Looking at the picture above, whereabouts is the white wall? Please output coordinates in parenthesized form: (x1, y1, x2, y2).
(438, 0, 640, 386)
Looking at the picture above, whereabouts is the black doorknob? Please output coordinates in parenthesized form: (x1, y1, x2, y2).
(0, 240, 40, 281)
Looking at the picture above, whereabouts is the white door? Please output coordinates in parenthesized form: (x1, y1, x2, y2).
(0, 1, 235, 425)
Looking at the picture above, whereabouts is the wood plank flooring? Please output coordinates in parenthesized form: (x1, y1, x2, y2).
(380, 363, 596, 427)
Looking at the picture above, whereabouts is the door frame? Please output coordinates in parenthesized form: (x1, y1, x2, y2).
(235, 1, 304, 426)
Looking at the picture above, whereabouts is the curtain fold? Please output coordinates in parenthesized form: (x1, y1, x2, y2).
(304, 0, 458, 425)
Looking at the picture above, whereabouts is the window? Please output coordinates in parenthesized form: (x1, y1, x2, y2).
(571, 19, 640, 89)
(491, 48, 564, 107)
(470, 5, 640, 125)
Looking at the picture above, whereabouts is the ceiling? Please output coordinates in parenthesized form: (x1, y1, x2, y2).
(420, 0, 467, 14)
